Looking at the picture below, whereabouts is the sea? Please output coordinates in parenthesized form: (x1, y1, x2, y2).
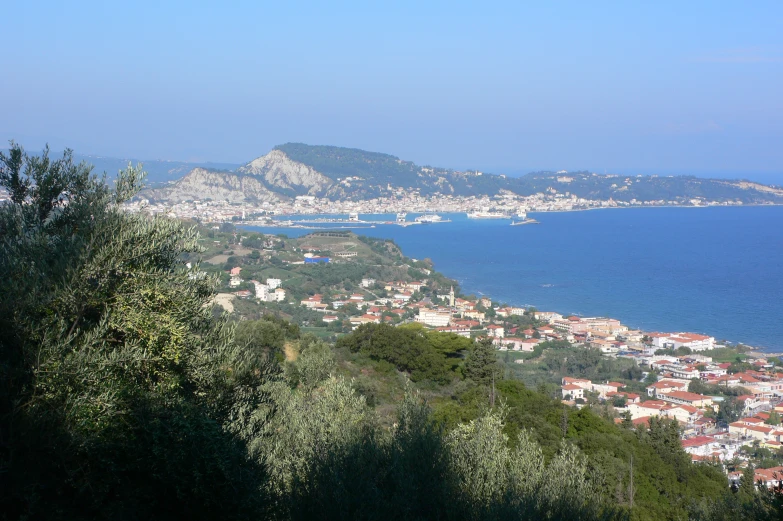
(241, 206, 783, 351)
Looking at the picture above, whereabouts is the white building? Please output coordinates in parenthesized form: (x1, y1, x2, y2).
(486, 325, 505, 338)
(649, 332, 715, 352)
(254, 282, 269, 301)
(361, 278, 376, 288)
(415, 308, 452, 327)
(266, 278, 282, 289)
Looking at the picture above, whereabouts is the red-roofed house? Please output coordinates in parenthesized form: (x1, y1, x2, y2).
(659, 391, 713, 408)
(561, 384, 585, 400)
(646, 379, 689, 397)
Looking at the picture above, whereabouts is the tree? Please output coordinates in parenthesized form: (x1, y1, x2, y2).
(464, 338, 500, 387)
(0, 144, 273, 519)
(739, 462, 757, 499)
(235, 317, 287, 355)
(767, 411, 781, 426)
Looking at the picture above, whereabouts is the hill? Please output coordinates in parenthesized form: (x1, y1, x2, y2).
(134, 142, 783, 204)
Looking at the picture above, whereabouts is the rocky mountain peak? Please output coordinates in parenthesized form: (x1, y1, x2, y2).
(238, 149, 332, 195)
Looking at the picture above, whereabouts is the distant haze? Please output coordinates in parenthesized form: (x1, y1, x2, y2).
(2, 2, 782, 183)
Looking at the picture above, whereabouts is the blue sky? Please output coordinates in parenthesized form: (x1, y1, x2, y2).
(2, 1, 782, 180)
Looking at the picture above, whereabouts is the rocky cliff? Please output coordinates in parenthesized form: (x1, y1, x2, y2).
(236, 149, 333, 196)
(142, 168, 281, 203)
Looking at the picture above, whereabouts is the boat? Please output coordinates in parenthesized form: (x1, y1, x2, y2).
(396, 212, 407, 222)
(414, 213, 443, 223)
(467, 210, 510, 219)
(510, 218, 540, 226)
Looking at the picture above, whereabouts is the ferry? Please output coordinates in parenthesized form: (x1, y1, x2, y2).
(466, 210, 510, 219)
(414, 213, 443, 223)
(510, 218, 539, 226)
(396, 212, 407, 222)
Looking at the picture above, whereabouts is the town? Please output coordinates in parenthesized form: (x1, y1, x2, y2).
(196, 225, 783, 489)
(123, 183, 753, 225)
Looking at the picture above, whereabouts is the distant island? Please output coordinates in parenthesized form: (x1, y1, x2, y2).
(127, 143, 783, 222)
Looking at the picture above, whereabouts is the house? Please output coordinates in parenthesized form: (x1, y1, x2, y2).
(266, 278, 282, 289)
(486, 324, 505, 338)
(562, 377, 592, 390)
(301, 295, 323, 309)
(394, 291, 413, 302)
(408, 281, 425, 291)
(658, 390, 713, 408)
(671, 365, 701, 380)
(463, 310, 486, 322)
(591, 381, 624, 398)
(349, 315, 381, 326)
(680, 435, 739, 461)
(322, 315, 339, 323)
(663, 404, 703, 424)
(229, 267, 241, 276)
(646, 379, 689, 397)
(253, 281, 269, 300)
(561, 384, 585, 401)
(535, 311, 562, 323)
(500, 337, 540, 352)
(606, 391, 641, 404)
(360, 278, 376, 288)
(649, 332, 715, 352)
(627, 400, 672, 419)
(435, 326, 471, 338)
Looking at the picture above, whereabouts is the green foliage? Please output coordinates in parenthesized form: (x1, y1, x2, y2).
(0, 144, 273, 519)
(291, 335, 336, 391)
(335, 323, 457, 383)
(465, 337, 500, 385)
(235, 317, 287, 355)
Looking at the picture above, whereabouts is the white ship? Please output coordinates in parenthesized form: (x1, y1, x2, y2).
(466, 210, 510, 219)
(396, 212, 407, 222)
(414, 213, 443, 223)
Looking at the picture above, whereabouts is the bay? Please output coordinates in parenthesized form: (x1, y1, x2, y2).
(242, 206, 783, 350)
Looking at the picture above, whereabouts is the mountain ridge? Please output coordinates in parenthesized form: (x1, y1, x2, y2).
(138, 143, 783, 204)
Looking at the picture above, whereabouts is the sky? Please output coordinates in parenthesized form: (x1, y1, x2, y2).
(2, 1, 782, 181)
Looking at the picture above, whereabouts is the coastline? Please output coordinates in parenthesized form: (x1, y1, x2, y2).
(239, 205, 783, 352)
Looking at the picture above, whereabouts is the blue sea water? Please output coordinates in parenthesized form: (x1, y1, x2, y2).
(242, 206, 783, 350)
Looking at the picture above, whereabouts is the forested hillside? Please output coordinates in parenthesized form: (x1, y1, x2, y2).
(2, 144, 783, 521)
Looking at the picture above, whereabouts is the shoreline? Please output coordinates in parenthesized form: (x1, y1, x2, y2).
(238, 206, 781, 354)
(233, 203, 783, 226)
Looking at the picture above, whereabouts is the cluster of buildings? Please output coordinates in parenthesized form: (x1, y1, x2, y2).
(124, 176, 750, 226)
(228, 267, 286, 302)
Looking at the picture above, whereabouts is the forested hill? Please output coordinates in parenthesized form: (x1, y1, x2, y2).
(139, 142, 783, 204)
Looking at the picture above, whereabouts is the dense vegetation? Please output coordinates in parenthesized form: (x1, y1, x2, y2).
(3, 144, 783, 520)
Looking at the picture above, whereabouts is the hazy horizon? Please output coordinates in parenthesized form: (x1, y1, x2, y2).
(2, 2, 782, 182)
